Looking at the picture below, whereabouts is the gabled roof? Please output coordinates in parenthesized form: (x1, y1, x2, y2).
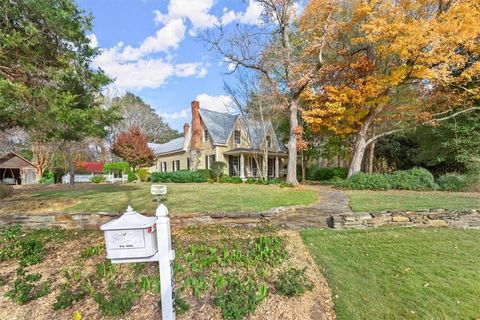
(148, 137, 186, 155)
(76, 161, 104, 173)
(239, 117, 286, 152)
(199, 109, 237, 145)
(0, 152, 36, 169)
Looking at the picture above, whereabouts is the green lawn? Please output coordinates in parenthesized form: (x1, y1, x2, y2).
(347, 190, 480, 212)
(302, 228, 480, 320)
(3, 183, 317, 215)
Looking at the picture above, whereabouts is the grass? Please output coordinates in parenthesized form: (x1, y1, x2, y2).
(2, 183, 317, 215)
(346, 189, 480, 212)
(302, 227, 480, 320)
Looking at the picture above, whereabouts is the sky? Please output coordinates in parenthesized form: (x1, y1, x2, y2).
(75, 0, 265, 131)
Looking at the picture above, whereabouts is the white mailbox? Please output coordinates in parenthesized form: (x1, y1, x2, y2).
(100, 206, 158, 262)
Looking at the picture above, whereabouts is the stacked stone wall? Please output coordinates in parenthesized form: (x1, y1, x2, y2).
(333, 209, 480, 230)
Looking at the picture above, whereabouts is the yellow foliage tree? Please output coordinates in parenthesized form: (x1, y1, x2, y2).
(301, 0, 480, 177)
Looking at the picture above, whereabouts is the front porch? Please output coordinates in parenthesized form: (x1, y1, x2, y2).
(224, 149, 287, 179)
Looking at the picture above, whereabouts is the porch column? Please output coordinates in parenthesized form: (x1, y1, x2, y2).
(240, 154, 245, 179)
(275, 157, 279, 178)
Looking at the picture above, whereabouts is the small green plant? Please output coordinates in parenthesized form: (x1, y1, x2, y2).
(5, 267, 49, 304)
(139, 275, 160, 293)
(214, 275, 268, 320)
(90, 175, 106, 183)
(94, 280, 139, 316)
(186, 275, 208, 297)
(174, 295, 190, 315)
(96, 259, 115, 279)
(52, 283, 87, 310)
(137, 168, 149, 182)
(80, 244, 104, 259)
(127, 171, 137, 182)
(275, 267, 313, 297)
(39, 171, 55, 184)
(210, 161, 227, 182)
(250, 236, 287, 266)
(18, 238, 45, 267)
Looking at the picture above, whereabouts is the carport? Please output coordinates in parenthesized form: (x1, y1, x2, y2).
(0, 152, 37, 185)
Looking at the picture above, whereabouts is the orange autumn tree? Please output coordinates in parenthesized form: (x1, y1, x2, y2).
(300, 0, 480, 177)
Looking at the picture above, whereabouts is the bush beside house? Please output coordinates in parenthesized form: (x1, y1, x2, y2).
(337, 167, 480, 192)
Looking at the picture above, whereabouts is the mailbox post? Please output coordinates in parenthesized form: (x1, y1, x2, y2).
(100, 184, 175, 320)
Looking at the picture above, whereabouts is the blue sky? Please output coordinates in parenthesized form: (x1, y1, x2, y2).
(76, 0, 264, 131)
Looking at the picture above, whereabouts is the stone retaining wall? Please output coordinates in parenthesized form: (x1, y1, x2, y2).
(333, 209, 480, 230)
(0, 206, 297, 230)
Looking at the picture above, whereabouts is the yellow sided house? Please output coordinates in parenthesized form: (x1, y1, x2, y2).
(148, 101, 288, 178)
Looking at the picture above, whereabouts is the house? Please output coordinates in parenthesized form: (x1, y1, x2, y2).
(148, 100, 288, 178)
(0, 152, 37, 185)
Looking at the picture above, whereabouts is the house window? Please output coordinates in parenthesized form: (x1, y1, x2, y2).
(172, 160, 180, 172)
(234, 130, 241, 144)
(187, 158, 191, 171)
(203, 129, 209, 142)
(160, 162, 167, 172)
(205, 154, 216, 169)
(266, 135, 272, 148)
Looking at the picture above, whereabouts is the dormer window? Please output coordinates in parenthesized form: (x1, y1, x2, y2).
(266, 135, 272, 148)
(234, 130, 241, 144)
(203, 129, 209, 142)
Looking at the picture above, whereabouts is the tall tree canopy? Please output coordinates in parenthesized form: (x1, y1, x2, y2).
(300, 0, 480, 177)
(203, 0, 333, 185)
(109, 93, 180, 144)
(0, 0, 99, 130)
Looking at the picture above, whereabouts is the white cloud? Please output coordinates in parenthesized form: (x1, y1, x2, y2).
(221, 0, 263, 25)
(87, 34, 99, 48)
(196, 93, 233, 113)
(158, 108, 189, 119)
(91, 5, 208, 90)
(93, 56, 206, 90)
(154, 0, 218, 31)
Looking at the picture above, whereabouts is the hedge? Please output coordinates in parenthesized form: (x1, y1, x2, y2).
(312, 167, 348, 181)
(337, 167, 439, 191)
(149, 170, 210, 183)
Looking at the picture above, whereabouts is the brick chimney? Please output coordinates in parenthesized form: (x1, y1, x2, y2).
(191, 100, 201, 150)
(183, 123, 190, 137)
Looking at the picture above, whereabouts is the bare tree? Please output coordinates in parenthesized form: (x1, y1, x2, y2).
(31, 142, 57, 180)
(202, 0, 334, 185)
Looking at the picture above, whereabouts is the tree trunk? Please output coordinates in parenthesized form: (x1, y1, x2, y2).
(367, 140, 375, 174)
(348, 118, 374, 178)
(286, 100, 299, 185)
(300, 151, 306, 182)
(61, 143, 75, 187)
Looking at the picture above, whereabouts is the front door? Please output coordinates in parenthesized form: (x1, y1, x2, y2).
(228, 156, 240, 176)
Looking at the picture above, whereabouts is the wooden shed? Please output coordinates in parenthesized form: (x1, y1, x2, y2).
(0, 152, 37, 185)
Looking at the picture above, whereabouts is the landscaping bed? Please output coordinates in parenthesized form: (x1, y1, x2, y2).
(0, 183, 317, 216)
(302, 227, 480, 319)
(0, 225, 333, 320)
